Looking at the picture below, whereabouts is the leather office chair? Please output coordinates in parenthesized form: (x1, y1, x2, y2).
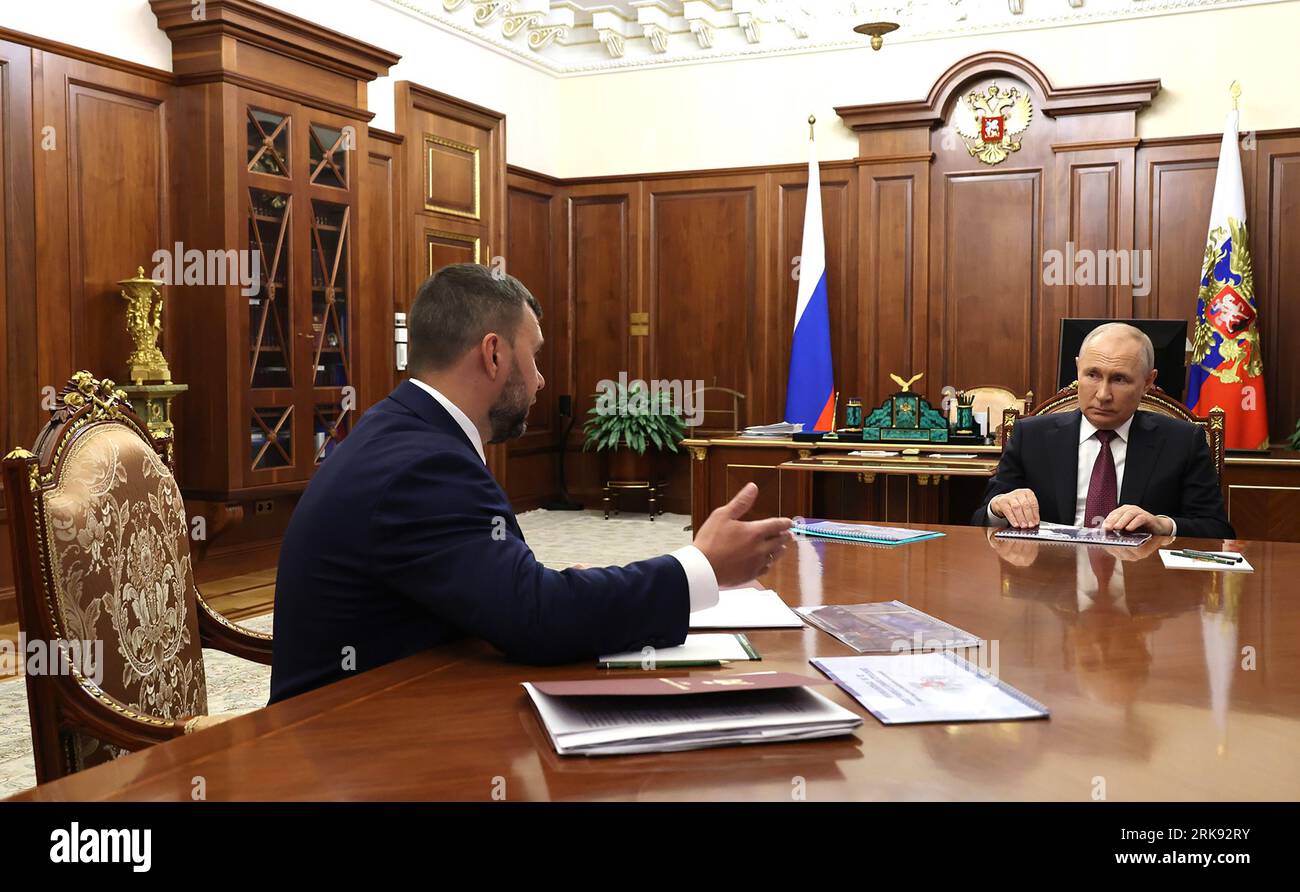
(1000, 381, 1226, 485)
(2, 372, 272, 783)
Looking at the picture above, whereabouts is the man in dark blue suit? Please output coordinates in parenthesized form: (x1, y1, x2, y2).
(271, 264, 792, 702)
(973, 322, 1233, 540)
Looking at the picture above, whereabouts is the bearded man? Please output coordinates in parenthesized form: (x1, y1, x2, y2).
(270, 263, 791, 702)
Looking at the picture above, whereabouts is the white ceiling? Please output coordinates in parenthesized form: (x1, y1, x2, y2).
(377, 0, 1293, 75)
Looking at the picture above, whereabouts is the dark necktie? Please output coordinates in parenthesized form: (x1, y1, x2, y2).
(1084, 429, 1119, 528)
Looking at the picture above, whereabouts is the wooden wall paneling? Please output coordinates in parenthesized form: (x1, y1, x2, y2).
(1253, 135, 1300, 443)
(1135, 140, 1224, 329)
(32, 51, 174, 403)
(643, 173, 764, 415)
(856, 159, 927, 406)
(504, 168, 567, 509)
(771, 164, 858, 424)
(564, 181, 640, 502)
(361, 126, 402, 402)
(167, 80, 240, 495)
(1, 41, 37, 463)
(932, 165, 1044, 399)
(1046, 143, 1135, 393)
(928, 73, 1052, 405)
(0, 39, 36, 624)
(644, 172, 765, 512)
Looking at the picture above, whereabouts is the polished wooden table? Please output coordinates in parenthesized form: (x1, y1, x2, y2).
(11, 524, 1300, 801)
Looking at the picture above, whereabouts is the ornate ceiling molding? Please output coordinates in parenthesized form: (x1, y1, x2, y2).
(375, 0, 1292, 76)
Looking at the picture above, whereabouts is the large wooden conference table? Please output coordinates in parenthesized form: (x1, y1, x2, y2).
(12, 524, 1300, 801)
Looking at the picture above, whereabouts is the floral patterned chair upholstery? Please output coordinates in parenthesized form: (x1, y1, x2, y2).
(2, 372, 272, 784)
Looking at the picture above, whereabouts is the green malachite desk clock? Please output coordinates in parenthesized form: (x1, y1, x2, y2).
(860, 372, 952, 444)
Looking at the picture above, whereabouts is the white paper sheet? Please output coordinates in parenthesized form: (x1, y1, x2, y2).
(812, 652, 1048, 725)
(689, 588, 803, 629)
(1158, 549, 1254, 573)
(598, 634, 755, 666)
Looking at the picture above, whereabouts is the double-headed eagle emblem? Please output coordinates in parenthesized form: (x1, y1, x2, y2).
(952, 83, 1033, 165)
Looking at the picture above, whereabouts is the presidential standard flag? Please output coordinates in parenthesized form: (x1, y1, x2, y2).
(1187, 106, 1269, 450)
(784, 142, 834, 432)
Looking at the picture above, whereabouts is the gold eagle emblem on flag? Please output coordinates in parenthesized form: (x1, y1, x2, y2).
(952, 83, 1033, 165)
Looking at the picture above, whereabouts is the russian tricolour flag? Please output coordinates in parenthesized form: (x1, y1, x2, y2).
(784, 144, 834, 432)
(1186, 107, 1270, 450)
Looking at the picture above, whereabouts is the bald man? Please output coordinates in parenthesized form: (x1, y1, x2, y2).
(973, 322, 1234, 540)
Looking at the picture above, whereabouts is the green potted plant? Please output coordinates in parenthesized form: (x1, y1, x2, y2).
(1290, 415, 1300, 451)
(582, 380, 687, 481)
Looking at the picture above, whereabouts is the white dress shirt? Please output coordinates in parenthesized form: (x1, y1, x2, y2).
(989, 412, 1175, 535)
(407, 378, 719, 610)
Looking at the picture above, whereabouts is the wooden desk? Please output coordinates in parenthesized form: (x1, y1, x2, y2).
(685, 437, 1300, 541)
(11, 525, 1300, 801)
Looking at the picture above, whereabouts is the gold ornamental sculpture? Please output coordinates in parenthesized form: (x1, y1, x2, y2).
(119, 266, 172, 384)
(952, 83, 1033, 165)
(114, 266, 187, 440)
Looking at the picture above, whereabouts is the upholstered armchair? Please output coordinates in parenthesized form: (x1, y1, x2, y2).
(2, 372, 273, 784)
(1000, 381, 1226, 485)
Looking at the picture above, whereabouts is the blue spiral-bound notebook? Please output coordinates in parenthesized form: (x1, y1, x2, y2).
(811, 652, 1049, 725)
(792, 517, 945, 547)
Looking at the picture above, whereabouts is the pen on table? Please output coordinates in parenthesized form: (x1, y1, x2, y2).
(1171, 550, 1238, 565)
(1177, 548, 1243, 564)
(598, 660, 727, 669)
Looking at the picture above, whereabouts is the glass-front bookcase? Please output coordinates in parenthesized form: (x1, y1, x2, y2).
(239, 90, 359, 490)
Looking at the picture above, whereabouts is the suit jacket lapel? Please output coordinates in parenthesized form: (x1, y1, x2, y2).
(1120, 410, 1161, 505)
(1046, 411, 1082, 525)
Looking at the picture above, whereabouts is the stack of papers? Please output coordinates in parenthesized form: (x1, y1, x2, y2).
(811, 653, 1049, 725)
(689, 587, 803, 628)
(739, 421, 803, 438)
(598, 633, 760, 668)
(523, 671, 862, 756)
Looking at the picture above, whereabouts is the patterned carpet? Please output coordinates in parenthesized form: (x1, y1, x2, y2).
(0, 508, 691, 796)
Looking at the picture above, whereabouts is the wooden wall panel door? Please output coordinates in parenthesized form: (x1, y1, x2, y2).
(0, 39, 36, 624)
(395, 81, 507, 480)
(1, 40, 36, 458)
(927, 72, 1053, 405)
(361, 128, 402, 402)
(396, 81, 505, 290)
(566, 184, 638, 498)
(1135, 142, 1223, 326)
(504, 170, 566, 509)
(857, 161, 927, 407)
(644, 175, 764, 512)
(1043, 146, 1135, 392)
(644, 176, 763, 412)
(36, 54, 172, 392)
(1254, 135, 1300, 443)
(772, 164, 857, 426)
(934, 170, 1042, 396)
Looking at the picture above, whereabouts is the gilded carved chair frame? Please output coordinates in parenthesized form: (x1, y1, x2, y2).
(2, 372, 273, 784)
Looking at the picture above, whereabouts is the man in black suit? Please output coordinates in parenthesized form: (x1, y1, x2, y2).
(973, 322, 1233, 540)
(270, 264, 793, 702)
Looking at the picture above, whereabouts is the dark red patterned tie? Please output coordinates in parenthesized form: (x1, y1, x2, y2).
(1084, 429, 1119, 528)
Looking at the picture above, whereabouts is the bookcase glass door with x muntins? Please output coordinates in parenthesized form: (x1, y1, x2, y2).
(241, 89, 360, 489)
